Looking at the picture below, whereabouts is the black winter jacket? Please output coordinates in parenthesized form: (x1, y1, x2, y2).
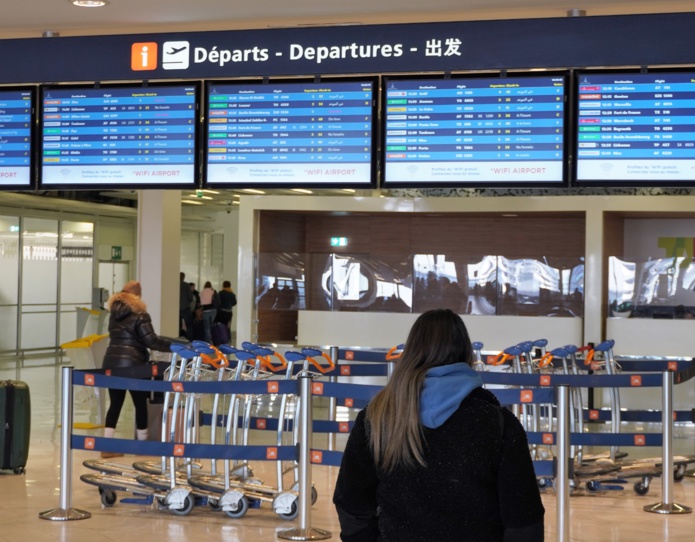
(102, 292, 173, 369)
(333, 387, 545, 542)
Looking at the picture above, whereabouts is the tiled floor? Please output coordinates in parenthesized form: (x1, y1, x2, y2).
(1, 358, 695, 541)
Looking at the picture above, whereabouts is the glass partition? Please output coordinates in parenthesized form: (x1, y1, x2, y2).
(0, 216, 20, 350)
(59, 220, 94, 344)
(608, 256, 695, 319)
(257, 252, 583, 317)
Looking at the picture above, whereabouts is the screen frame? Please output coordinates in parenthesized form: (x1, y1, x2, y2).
(572, 67, 695, 187)
(0, 85, 36, 192)
(380, 71, 570, 189)
(202, 76, 379, 190)
(38, 81, 201, 191)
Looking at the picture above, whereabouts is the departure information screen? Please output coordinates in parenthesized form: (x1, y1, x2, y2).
(205, 80, 375, 187)
(383, 76, 566, 186)
(40, 85, 197, 187)
(576, 72, 695, 184)
(0, 89, 32, 188)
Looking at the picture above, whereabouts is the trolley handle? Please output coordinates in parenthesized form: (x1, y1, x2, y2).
(200, 346, 229, 369)
(251, 347, 287, 372)
(490, 352, 512, 366)
(537, 352, 554, 369)
(386, 344, 404, 361)
(300, 348, 335, 374)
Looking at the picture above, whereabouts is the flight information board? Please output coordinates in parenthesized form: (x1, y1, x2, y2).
(0, 89, 33, 189)
(40, 84, 198, 188)
(205, 80, 375, 188)
(576, 72, 695, 184)
(382, 75, 566, 187)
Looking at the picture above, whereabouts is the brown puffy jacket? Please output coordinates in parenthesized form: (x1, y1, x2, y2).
(102, 291, 173, 369)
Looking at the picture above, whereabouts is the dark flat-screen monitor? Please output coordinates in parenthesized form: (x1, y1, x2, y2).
(575, 71, 695, 185)
(204, 79, 376, 188)
(0, 87, 34, 190)
(381, 74, 567, 188)
(39, 83, 199, 189)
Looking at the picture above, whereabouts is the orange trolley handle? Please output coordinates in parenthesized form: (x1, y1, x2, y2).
(386, 344, 404, 361)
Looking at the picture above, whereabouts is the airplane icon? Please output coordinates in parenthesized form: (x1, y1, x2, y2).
(162, 41, 190, 70)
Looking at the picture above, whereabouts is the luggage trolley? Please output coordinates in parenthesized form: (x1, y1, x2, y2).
(80, 344, 200, 514)
(187, 343, 304, 519)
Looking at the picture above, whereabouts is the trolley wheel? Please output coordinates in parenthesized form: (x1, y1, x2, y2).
(12, 467, 25, 475)
(537, 478, 552, 490)
(277, 500, 298, 521)
(586, 480, 600, 493)
(208, 499, 222, 511)
(311, 486, 318, 505)
(99, 488, 117, 507)
(633, 481, 649, 496)
(169, 495, 195, 516)
(674, 465, 686, 483)
(223, 496, 249, 519)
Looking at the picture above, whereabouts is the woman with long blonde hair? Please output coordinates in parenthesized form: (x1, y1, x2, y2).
(333, 309, 544, 541)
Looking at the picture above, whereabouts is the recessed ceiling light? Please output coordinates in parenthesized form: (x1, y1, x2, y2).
(241, 188, 266, 195)
(290, 188, 313, 194)
(182, 200, 203, 205)
(341, 189, 356, 193)
(201, 189, 221, 195)
(70, 0, 109, 7)
(502, 213, 518, 217)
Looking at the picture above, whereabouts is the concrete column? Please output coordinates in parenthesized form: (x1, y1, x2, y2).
(136, 190, 181, 338)
(584, 206, 603, 345)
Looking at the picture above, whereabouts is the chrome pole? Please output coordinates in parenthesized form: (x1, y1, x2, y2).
(556, 385, 570, 542)
(39, 366, 91, 521)
(278, 375, 331, 540)
(644, 371, 692, 514)
(328, 346, 338, 452)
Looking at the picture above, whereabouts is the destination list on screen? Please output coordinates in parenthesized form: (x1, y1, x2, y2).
(0, 90, 32, 187)
(577, 73, 695, 182)
(206, 81, 374, 186)
(41, 86, 197, 186)
(383, 76, 565, 185)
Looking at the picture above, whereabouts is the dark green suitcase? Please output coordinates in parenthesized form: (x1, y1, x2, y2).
(0, 381, 30, 474)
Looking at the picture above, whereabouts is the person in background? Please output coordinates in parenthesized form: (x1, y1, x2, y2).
(216, 280, 237, 330)
(179, 272, 194, 339)
(101, 280, 174, 458)
(333, 308, 544, 542)
(199, 281, 218, 343)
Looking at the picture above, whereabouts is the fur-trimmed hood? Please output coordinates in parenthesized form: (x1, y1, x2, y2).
(107, 291, 147, 319)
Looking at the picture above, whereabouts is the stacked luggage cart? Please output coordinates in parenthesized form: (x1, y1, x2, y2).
(78, 341, 332, 519)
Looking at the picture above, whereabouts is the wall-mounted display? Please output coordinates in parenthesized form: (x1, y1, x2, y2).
(381, 74, 567, 187)
(0, 88, 33, 190)
(39, 83, 199, 189)
(204, 79, 376, 188)
(575, 71, 695, 185)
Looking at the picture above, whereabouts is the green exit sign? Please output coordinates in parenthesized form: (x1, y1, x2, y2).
(330, 237, 348, 247)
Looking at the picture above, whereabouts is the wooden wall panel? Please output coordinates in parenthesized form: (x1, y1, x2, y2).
(259, 211, 306, 253)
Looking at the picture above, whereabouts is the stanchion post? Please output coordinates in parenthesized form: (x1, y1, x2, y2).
(39, 366, 91, 521)
(644, 370, 692, 515)
(278, 375, 331, 541)
(328, 346, 338, 452)
(556, 385, 570, 542)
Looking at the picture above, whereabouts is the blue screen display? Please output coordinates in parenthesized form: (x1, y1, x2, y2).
(0, 89, 32, 188)
(576, 72, 695, 184)
(382, 75, 566, 186)
(41, 85, 197, 187)
(205, 80, 375, 187)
